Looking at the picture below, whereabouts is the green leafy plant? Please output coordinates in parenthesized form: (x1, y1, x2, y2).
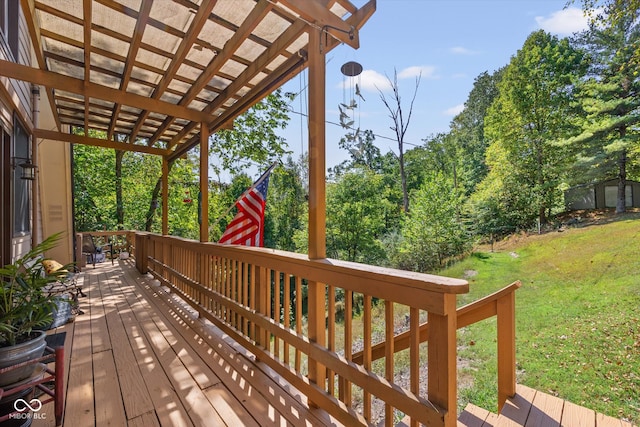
(0, 233, 67, 347)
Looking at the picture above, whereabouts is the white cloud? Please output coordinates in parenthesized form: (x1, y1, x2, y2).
(444, 104, 465, 116)
(358, 69, 393, 91)
(342, 66, 437, 93)
(398, 65, 437, 79)
(535, 7, 591, 35)
(450, 46, 480, 55)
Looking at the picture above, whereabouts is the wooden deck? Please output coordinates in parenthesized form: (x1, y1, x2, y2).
(35, 260, 338, 427)
(458, 384, 636, 427)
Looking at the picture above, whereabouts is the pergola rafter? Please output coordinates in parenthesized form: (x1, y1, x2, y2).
(12, 0, 375, 156)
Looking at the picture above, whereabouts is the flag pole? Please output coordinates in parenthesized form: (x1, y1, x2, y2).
(211, 161, 278, 228)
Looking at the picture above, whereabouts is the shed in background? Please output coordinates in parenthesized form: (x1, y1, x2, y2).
(564, 179, 640, 210)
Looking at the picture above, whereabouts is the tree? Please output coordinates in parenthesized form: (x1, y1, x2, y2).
(378, 70, 421, 213)
(448, 69, 504, 196)
(566, 1, 640, 212)
(265, 156, 307, 251)
(329, 129, 383, 177)
(209, 89, 291, 177)
(397, 173, 469, 272)
(482, 30, 587, 227)
(326, 169, 393, 264)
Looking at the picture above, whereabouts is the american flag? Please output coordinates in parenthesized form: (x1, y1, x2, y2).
(218, 165, 274, 246)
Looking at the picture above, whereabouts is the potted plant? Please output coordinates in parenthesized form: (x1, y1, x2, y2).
(0, 233, 67, 387)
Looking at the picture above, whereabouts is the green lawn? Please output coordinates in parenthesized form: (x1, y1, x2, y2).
(441, 214, 640, 423)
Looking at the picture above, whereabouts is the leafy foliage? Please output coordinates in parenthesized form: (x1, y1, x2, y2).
(0, 233, 65, 347)
(480, 30, 588, 227)
(563, 2, 640, 212)
(326, 168, 395, 264)
(209, 90, 292, 177)
(396, 173, 470, 272)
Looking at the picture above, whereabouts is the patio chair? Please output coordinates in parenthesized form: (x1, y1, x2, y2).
(81, 234, 114, 267)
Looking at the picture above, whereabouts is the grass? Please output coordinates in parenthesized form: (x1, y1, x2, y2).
(442, 213, 640, 423)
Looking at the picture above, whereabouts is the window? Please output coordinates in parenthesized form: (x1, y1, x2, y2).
(13, 116, 30, 235)
(604, 184, 632, 208)
(0, 0, 19, 59)
(0, 1, 6, 41)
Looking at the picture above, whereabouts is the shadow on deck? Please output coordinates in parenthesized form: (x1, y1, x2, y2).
(36, 260, 338, 427)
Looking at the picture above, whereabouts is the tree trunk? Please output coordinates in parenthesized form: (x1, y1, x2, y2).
(399, 147, 409, 213)
(616, 147, 627, 214)
(115, 150, 124, 229)
(145, 159, 174, 231)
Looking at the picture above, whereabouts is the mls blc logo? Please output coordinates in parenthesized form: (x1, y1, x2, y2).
(10, 398, 46, 420)
(14, 398, 43, 412)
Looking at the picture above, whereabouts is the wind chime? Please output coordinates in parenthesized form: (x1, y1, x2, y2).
(339, 61, 363, 134)
(339, 60, 364, 147)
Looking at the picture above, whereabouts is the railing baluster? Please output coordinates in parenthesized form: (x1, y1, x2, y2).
(274, 270, 281, 359)
(249, 263, 256, 341)
(294, 276, 302, 372)
(283, 274, 291, 365)
(364, 294, 372, 421)
(243, 262, 249, 336)
(266, 269, 272, 353)
(385, 300, 394, 427)
(410, 306, 420, 427)
(327, 284, 336, 396)
(307, 280, 326, 401)
(339, 288, 353, 405)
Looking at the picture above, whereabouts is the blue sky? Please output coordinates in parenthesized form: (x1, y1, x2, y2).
(269, 0, 592, 173)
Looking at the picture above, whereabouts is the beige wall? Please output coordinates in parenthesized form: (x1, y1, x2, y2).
(37, 88, 74, 264)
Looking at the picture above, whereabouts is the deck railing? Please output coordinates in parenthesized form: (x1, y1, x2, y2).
(132, 232, 518, 426)
(352, 280, 522, 412)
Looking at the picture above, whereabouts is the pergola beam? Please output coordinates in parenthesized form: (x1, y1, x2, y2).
(279, 0, 360, 49)
(0, 59, 212, 124)
(34, 128, 168, 156)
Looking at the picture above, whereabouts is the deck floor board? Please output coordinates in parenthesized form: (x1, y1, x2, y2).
(471, 385, 637, 427)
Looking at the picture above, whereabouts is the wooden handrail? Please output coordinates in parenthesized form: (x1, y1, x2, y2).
(352, 281, 522, 364)
(135, 232, 481, 426)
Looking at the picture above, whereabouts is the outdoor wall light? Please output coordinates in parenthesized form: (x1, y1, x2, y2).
(11, 157, 37, 180)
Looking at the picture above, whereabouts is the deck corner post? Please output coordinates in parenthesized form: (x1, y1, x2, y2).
(134, 232, 148, 274)
(497, 290, 517, 411)
(427, 294, 457, 427)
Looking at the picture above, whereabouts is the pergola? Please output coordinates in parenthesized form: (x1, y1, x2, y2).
(2, 0, 376, 250)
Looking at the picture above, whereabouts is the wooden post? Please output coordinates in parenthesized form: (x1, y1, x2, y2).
(427, 294, 457, 427)
(307, 27, 327, 398)
(199, 122, 209, 242)
(308, 28, 326, 260)
(161, 157, 169, 236)
(497, 291, 516, 411)
(75, 233, 83, 271)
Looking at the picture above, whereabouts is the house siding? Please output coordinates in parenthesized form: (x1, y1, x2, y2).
(0, 1, 35, 263)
